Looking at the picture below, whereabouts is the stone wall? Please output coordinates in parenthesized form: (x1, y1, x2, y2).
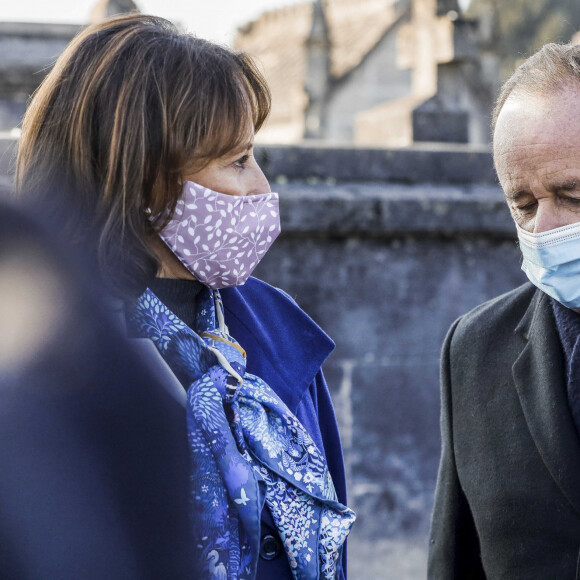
(252, 144, 524, 578)
(0, 136, 17, 191)
(0, 140, 524, 577)
(0, 23, 80, 132)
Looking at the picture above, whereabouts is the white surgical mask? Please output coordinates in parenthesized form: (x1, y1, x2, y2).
(158, 180, 281, 289)
(517, 221, 580, 308)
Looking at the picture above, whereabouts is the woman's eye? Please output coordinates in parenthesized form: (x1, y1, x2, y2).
(234, 154, 250, 169)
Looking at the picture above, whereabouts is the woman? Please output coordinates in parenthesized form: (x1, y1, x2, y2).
(16, 13, 354, 580)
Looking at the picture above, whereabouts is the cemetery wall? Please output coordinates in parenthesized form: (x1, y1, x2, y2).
(249, 144, 523, 577)
(0, 141, 519, 580)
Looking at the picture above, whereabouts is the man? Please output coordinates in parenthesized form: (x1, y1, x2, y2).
(429, 43, 580, 578)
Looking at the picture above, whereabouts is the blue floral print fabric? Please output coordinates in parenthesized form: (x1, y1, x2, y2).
(129, 287, 356, 580)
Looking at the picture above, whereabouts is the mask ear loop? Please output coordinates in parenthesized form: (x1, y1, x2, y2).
(207, 347, 243, 399)
(209, 290, 241, 400)
(213, 291, 229, 334)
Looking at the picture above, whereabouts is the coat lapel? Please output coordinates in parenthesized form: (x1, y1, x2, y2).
(512, 289, 580, 516)
(221, 278, 335, 413)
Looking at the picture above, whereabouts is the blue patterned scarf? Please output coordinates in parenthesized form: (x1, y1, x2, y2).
(128, 286, 355, 579)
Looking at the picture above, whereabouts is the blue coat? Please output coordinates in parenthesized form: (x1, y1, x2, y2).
(221, 278, 348, 580)
(136, 277, 350, 578)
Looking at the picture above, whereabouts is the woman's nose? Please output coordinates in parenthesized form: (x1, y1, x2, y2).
(248, 159, 271, 195)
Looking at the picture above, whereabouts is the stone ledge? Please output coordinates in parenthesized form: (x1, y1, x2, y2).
(0, 137, 513, 237)
(256, 143, 497, 184)
(1, 139, 497, 184)
(0, 22, 81, 39)
(276, 182, 514, 238)
(0, 179, 513, 237)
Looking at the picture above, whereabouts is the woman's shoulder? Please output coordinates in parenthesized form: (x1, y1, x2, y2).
(221, 277, 320, 333)
(220, 277, 335, 410)
(229, 276, 296, 304)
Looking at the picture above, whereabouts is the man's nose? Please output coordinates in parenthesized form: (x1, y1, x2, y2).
(534, 202, 574, 233)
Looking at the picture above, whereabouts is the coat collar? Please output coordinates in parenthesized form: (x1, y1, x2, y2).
(220, 277, 335, 413)
(512, 288, 580, 516)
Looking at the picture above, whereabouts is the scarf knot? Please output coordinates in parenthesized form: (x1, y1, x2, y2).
(129, 287, 355, 580)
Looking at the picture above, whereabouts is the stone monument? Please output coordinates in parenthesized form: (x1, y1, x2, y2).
(356, 0, 489, 145)
(90, 0, 139, 23)
(236, 0, 498, 146)
(236, 0, 407, 144)
(304, 0, 331, 139)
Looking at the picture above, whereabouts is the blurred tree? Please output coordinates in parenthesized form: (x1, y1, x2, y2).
(467, 0, 580, 77)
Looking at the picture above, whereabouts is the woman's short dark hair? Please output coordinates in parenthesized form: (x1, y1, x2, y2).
(492, 43, 580, 130)
(16, 13, 271, 298)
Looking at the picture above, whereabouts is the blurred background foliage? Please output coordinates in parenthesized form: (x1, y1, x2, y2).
(467, 0, 580, 78)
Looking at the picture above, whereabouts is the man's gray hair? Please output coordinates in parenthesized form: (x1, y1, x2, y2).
(492, 43, 580, 130)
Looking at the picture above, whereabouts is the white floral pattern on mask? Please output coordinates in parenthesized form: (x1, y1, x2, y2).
(159, 181, 281, 289)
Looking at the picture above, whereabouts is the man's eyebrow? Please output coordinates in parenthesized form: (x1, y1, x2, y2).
(503, 190, 529, 202)
(551, 179, 580, 192)
(503, 181, 580, 202)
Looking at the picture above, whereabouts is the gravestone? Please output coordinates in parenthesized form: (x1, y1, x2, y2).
(356, 0, 486, 145)
(397, 0, 457, 97)
(90, 0, 139, 23)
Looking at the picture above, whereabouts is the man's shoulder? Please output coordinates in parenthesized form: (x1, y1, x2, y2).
(452, 282, 537, 345)
(460, 281, 535, 325)
(444, 282, 539, 387)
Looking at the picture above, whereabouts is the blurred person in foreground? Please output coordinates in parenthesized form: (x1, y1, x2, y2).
(0, 197, 196, 578)
(15, 13, 354, 580)
(429, 43, 580, 578)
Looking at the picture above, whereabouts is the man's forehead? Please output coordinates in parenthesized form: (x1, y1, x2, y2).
(495, 93, 548, 136)
(494, 88, 580, 152)
(504, 85, 580, 118)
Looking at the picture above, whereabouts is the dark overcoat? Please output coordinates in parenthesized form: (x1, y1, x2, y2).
(429, 282, 580, 579)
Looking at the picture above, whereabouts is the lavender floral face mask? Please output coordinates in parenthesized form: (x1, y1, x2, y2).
(158, 181, 281, 289)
